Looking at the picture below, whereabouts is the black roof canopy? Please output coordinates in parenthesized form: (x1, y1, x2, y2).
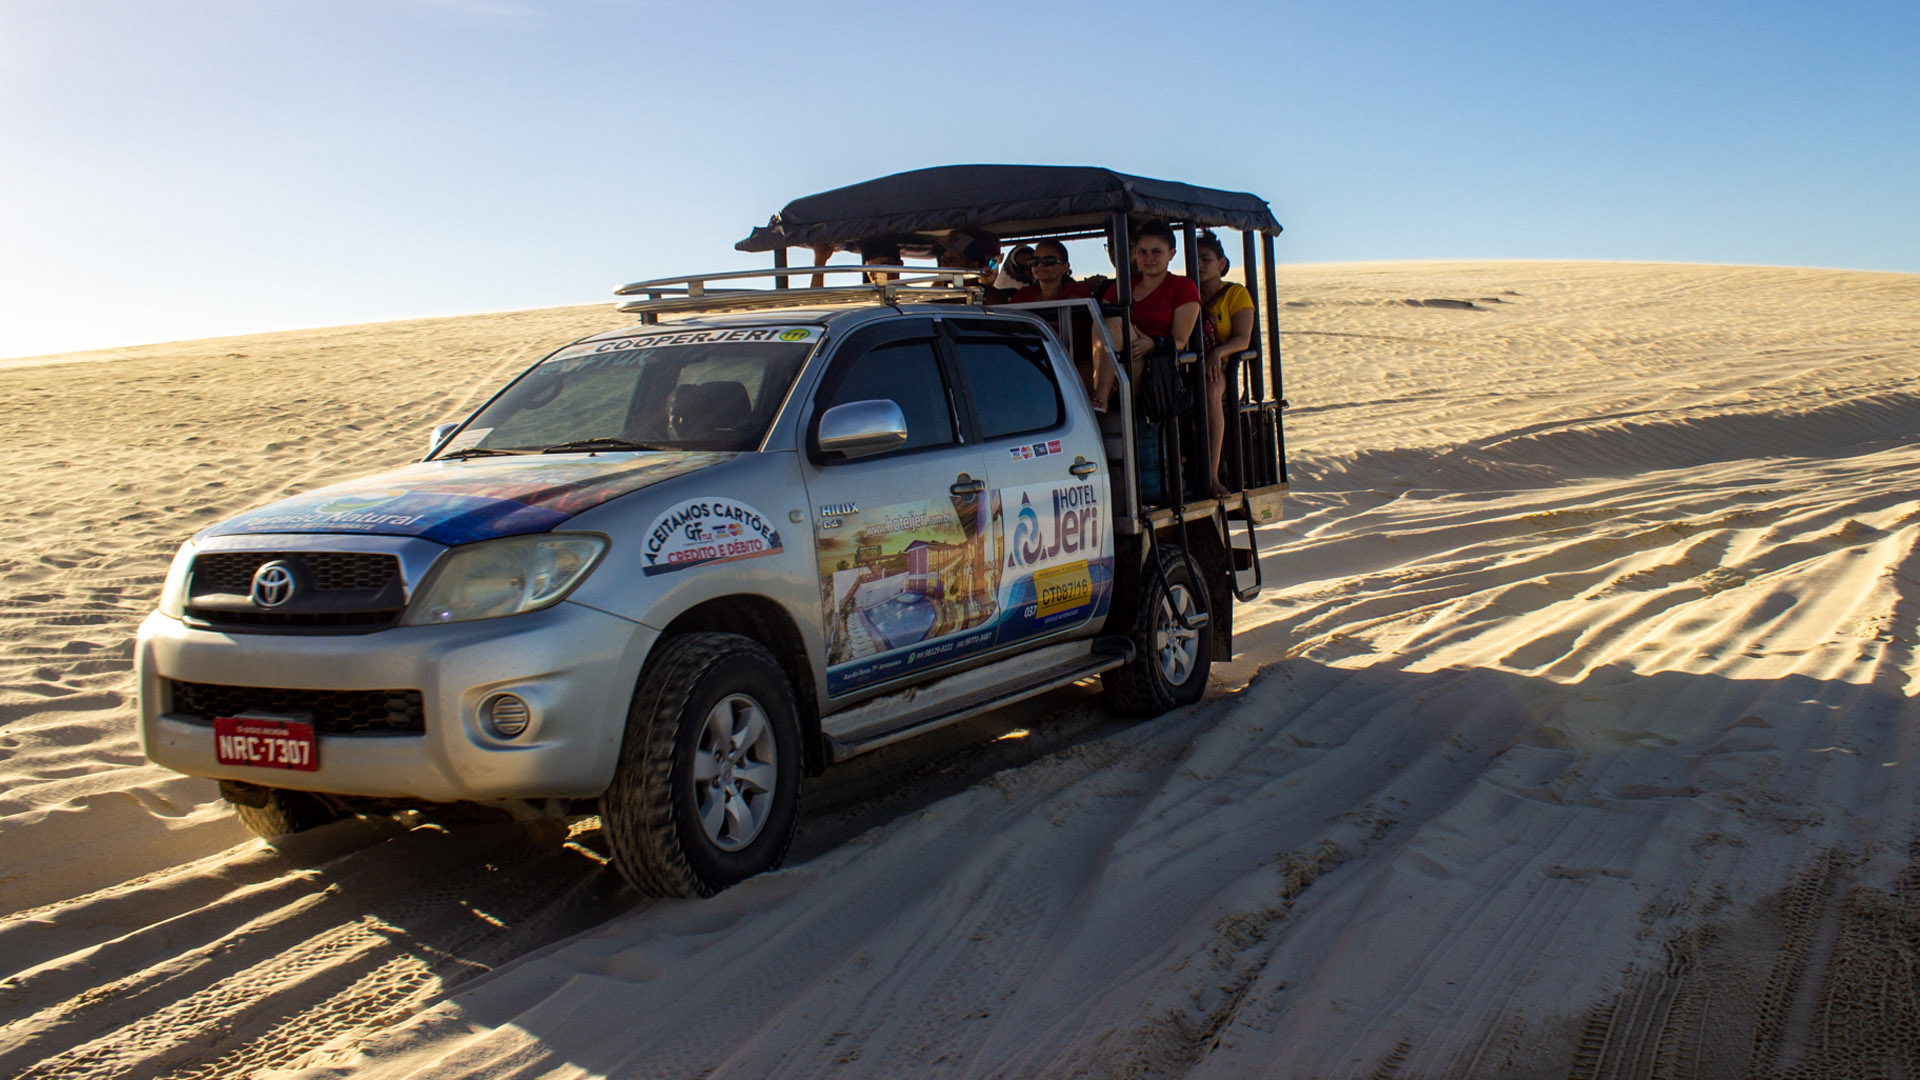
(736, 164, 1282, 252)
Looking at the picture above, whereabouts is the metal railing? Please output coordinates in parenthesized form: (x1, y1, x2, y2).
(613, 266, 983, 317)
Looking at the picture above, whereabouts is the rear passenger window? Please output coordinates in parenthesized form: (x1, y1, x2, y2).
(949, 331, 1063, 441)
(815, 338, 955, 455)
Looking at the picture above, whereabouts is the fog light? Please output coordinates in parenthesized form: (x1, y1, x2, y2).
(482, 693, 531, 738)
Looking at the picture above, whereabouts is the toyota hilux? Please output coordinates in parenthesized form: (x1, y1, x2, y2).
(137, 165, 1290, 897)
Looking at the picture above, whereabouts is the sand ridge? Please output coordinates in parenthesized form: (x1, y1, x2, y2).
(2, 263, 1918, 1078)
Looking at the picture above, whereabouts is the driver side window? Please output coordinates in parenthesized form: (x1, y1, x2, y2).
(815, 337, 955, 456)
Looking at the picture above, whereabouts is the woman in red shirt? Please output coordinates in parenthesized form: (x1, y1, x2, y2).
(1102, 222, 1202, 501)
(1102, 221, 1201, 379)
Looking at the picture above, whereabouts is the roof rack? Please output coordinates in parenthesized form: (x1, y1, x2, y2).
(613, 266, 982, 317)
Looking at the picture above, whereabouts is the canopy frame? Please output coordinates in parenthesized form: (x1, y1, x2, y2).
(721, 165, 1290, 532)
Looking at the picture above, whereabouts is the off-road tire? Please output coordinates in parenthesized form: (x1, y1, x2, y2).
(222, 782, 342, 839)
(1102, 543, 1213, 718)
(602, 632, 803, 898)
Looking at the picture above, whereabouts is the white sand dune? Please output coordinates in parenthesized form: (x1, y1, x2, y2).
(2, 263, 1917, 1078)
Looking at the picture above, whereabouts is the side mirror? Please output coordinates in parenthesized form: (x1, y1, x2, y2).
(816, 400, 908, 460)
(428, 422, 460, 457)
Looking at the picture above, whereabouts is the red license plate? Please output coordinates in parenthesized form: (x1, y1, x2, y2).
(213, 717, 319, 772)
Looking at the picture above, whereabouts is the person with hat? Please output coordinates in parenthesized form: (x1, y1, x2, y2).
(937, 228, 1006, 301)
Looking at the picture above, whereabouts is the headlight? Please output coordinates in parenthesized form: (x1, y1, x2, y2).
(404, 534, 607, 625)
(157, 540, 196, 618)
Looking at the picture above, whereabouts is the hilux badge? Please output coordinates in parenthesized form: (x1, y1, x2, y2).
(818, 502, 858, 517)
(250, 562, 296, 608)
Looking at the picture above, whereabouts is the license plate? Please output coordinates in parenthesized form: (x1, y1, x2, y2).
(213, 717, 319, 772)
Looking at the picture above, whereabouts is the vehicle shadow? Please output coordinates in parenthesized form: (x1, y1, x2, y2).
(32, 605, 1918, 1080)
(0, 676, 1151, 1078)
(234, 650, 1920, 1080)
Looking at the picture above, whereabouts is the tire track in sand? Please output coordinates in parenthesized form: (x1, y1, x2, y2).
(1566, 840, 1920, 1080)
(0, 818, 632, 1080)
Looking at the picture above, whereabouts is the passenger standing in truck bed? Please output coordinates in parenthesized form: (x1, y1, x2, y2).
(1006, 240, 1090, 304)
(1008, 240, 1113, 408)
(938, 228, 1006, 301)
(1101, 221, 1201, 373)
(1197, 229, 1255, 496)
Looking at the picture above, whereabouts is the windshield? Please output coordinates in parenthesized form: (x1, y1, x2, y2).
(441, 326, 821, 456)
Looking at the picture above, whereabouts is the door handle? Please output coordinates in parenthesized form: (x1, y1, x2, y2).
(1069, 457, 1098, 478)
(950, 473, 986, 495)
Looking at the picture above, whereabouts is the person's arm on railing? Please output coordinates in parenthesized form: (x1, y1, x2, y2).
(809, 242, 834, 289)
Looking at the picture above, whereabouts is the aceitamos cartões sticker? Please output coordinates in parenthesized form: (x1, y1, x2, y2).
(642, 497, 783, 576)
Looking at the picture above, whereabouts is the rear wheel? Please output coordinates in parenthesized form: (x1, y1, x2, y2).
(602, 633, 802, 898)
(1102, 544, 1213, 717)
(220, 781, 343, 839)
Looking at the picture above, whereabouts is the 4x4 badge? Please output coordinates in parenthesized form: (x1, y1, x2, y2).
(250, 562, 297, 608)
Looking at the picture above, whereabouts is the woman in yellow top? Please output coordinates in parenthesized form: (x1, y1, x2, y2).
(1196, 230, 1256, 498)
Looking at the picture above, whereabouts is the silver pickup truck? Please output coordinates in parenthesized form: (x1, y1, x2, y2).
(138, 166, 1289, 896)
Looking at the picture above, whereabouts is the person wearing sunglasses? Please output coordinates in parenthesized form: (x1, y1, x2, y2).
(1006, 241, 1114, 408)
(1006, 241, 1090, 304)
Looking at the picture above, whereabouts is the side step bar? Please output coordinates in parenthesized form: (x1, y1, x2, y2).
(823, 637, 1135, 763)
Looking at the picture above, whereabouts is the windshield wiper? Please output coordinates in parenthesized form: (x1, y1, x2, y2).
(539, 437, 675, 454)
(440, 447, 531, 460)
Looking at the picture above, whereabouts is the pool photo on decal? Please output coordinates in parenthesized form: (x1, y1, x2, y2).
(858, 589, 939, 651)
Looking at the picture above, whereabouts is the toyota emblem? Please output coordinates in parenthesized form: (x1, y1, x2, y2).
(250, 562, 297, 608)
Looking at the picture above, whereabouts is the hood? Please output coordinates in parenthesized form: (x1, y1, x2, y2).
(198, 452, 732, 546)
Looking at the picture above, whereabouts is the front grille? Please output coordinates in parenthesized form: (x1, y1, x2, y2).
(187, 550, 406, 634)
(194, 552, 398, 591)
(168, 680, 425, 736)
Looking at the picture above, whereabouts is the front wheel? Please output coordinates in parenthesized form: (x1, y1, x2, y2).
(1102, 544, 1213, 718)
(602, 633, 802, 898)
(221, 781, 343, 839)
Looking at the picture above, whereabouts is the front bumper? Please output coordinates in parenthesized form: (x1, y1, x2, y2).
(136, 601, 656, 802)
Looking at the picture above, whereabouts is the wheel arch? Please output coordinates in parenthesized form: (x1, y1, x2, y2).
(658, 594, 825, 775)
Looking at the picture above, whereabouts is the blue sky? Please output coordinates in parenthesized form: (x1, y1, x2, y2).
(2, 0, 1915, 359)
